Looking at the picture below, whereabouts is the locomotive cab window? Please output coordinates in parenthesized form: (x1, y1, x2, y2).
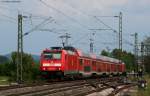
(43, 52, 61, 60)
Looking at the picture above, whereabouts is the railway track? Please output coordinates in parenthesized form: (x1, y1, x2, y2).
(0, 77, 135, 96)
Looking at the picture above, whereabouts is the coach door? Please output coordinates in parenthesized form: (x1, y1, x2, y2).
(78, 58, 84, 71)
(92, 61, 96, 72)
(84, 59, 91, 72)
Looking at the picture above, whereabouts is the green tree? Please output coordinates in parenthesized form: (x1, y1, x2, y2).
(0, 55, 9, 64)
(0, 61, 16, 81)
(144, 56, 150, 73)
(144, 37, 150, 55)
(10, 52, 40, 81)
(143, 37, 150, 74)
(111, 49, 122, 59)
(111, 49, 134, 71)
(101, 49, 134, 71)
(101, 49, 110, 56)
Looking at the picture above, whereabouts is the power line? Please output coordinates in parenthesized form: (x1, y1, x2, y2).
(47, 2, 122, 53)
(0, 5, 56, 28)
(49, 0, 117, 48)
(0, 18, 16, 23)
(23, 16, 53, 36)
(0, 0, 21, 3)
(60, 0, 118, 34)
(59, 33, 71, 47)
(38, 0, 91, 31)
(71, 32, 90, 45)
(0, 13, 16, 21)
(39, 28, 66, 35)
(0, 5, 49, 19)
(90, 33, 95, 53)
(0, 11, 17, 23)
(123, 40, 134, 46)
(94, 16, 117, 33)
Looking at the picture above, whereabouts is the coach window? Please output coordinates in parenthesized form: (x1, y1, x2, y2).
(117, 65, 120, 71)
(79, 59, 83, 66)
(84, 66, 91, 72)
(92, 61, 96, 66)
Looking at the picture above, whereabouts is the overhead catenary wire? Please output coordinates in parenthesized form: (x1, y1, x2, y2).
(38, 0, 92, 32)
(23, 16, 53, 36)
(0, 10, 17, 23)
(94, 14, 134, 51)
(0, 0, 137, 53)
(71, 32, 91, 45)
(39, 0, 100, 48)
(0, 4, 56, 28)
(58, 0, 117, 34)
(0, 10, 17, 22)
(0, 18, 16, 23)
(47, 0, 117, 47)
(0, 1, 70, 37)
(39, 28, 65, 35)
(0, 0, 21, 3)
(0, 5, 51, 20)
(0, 13, 16, 21)
(94, 16, 117, 33)
(0, 16, 16, 24)
(40, 0, 125, 51)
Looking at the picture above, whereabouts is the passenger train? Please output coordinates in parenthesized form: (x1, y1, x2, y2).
(40, 46, 126, 79)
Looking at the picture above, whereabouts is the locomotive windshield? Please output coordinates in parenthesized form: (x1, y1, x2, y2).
(43, 52, 61, 60)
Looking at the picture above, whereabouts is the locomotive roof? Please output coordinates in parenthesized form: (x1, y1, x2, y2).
(44, 46, 76, 51)
(49, 46, 76, 51)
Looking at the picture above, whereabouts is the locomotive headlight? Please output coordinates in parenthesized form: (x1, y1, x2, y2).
(42, 63, 61, 67)
(43, 63, 50, 66)
(54, 63, 61, 66)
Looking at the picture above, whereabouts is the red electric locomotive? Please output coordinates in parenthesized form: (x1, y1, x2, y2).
(40, 46, 126, 79)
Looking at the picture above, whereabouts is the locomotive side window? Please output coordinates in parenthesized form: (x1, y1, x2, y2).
(43, 52, 61, 60)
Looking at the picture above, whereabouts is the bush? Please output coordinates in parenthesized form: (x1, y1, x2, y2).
(0, 52, 41, 82)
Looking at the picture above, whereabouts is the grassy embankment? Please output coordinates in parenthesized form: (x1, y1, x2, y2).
(0, 76, 9, 85)
(131, 75, 150, 96)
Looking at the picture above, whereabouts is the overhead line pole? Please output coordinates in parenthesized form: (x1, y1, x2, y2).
(90, 38, 93, 53)
(141, 42, 144, 72)
(1, 0, 22, 84)
(119, 12, 122, 52)
(90, 33, 95, 53)
(91, 12, 123, 60)
(59, 33, 71, 47)
(17, 15, 55, 83)
(118, 12, 123, 63)
(17, 14, 28, 83)
(17, 14, 23, 83)
(134, 33, 138, 72)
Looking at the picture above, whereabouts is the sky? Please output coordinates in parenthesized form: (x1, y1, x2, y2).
(0, 0, 149, 55)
